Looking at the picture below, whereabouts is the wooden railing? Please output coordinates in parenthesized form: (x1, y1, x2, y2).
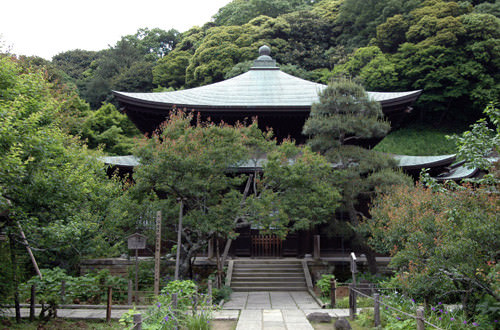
(251, 234, 282, 257)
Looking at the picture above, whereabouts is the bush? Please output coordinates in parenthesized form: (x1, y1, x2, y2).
(212, 285, 232, 304)
(21, 268, 127, 306)
(120, 280, 217, 329)
(316, 274, 335, 298)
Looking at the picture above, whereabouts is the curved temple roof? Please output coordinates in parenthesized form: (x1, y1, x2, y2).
(114, 70, 421, 110)
(114, 45, 421, 111)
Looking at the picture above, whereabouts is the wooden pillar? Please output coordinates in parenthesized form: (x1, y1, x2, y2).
(106, 286, 112, 323)
(207, 280, 213, 305)
(416, 308, 425, 330)
(133, 313, 142, 330)
(349, 283, 357, 320)
(330, 279, 336, 308)
(207, 239, 214, 259)
(374, 293, 380, 327)
(128, 279, 133, 305)
(154, 211, 161, 296)
(60, 280, 66, 304)
(30, 284, 36, 322)
(313, 235, 320, 260)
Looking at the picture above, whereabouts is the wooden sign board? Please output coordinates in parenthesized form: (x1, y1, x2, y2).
(127, 233, 147, 250)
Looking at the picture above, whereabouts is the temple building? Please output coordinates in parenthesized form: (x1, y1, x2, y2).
(108, 46, 481, 260)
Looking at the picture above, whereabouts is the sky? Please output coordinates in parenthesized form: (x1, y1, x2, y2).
(0, 0, 233, 60)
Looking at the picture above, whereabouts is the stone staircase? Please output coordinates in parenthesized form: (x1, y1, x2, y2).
(229, 259, 308, 291)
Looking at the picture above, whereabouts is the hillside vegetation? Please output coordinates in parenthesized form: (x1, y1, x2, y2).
(2, 0, 498, 155)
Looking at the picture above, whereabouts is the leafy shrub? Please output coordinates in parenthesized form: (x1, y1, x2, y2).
(21, 268, 127, 306)
(212, 285, 232, 304)
(316, 274, 335, 297)
(120, 280, 217, 329)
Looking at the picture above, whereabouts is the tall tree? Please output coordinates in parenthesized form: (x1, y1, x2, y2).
(303, 79, 412, 272)
(0, 57, 123, 276)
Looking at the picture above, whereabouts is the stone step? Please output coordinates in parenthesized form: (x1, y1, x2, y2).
(233, 265, 302, 272)
(231, 286, 307, 291)
(234, 261, 302, 265)
(232, 273, 304, 278)
(231, 277, 306, 283)
(229, 259, 307, 292)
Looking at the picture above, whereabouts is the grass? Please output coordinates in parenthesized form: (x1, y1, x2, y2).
(374, 125, 462, 156)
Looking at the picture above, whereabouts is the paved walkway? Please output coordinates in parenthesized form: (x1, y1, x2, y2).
(223, 291, 349, 330)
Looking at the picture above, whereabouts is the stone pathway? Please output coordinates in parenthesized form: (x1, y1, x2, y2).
(224, 291, 327, 330)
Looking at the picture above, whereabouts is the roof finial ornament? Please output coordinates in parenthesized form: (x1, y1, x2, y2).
(252, 45, 277, 69)
(259, 45, 271, 57)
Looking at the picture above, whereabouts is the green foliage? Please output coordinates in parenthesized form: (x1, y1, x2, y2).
(120, 280, 216, 330)
(0, 57, 124, 276)
(303, 78, 412, 272)
(72, 27, 179, 108)
(80, 103, 140, 155)
(448, 102, 500, 171)
(21, 268, 127, 305)
(338, 0, 500, 123)
(246, 143, 341, 236)
(52, 49, 99, 82)
(212, 285, 232, 304)
(213, 0, 315, 26)
(352, 289, 497, 329)
(335, 0, 423, 50)
(374, 125, 459, 155)
(153, 50, 192, 89)
(316, 274, 335, 297)
(303, 78, 391, 154)
(366, 183, 500, 315)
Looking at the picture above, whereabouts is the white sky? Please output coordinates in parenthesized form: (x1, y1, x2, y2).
(0, 0, 233, 60)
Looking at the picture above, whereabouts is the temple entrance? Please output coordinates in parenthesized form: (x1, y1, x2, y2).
(231, 226, 306, 258)
(251, 234, 282, 257)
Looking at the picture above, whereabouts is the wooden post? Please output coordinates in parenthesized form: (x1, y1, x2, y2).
(192, 295, 198, 316)
(349, 283, 357, 320)
(61, 280, 66, 304)
(133, 313, 142, 330)
(172, 292, 178, 309)
(106, 286, 112, 323)
(30, 284, 36, 322)
(313, 235, 320, 260)
(128, 279, 133, 305)
(330, 278, 336, 308)
(374, 293, 380, 327)
(207, 239, 214, 259)
(416, 308, 425, 330)
(135, 248, 139, 302)
(154, 211, 162, 296)
(9, 232, 21, 323)
(207, 279, 213, 305)
(172, 293, 178, 330)
(175, 199, 184, 280)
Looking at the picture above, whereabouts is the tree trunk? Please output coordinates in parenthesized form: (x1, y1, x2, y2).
(9, 233, 21, 323)
(216, 238, 223, 289)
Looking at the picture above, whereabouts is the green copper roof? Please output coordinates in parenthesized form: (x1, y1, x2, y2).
(114, 45, 421, 110)
(393, 154, 457, 170)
